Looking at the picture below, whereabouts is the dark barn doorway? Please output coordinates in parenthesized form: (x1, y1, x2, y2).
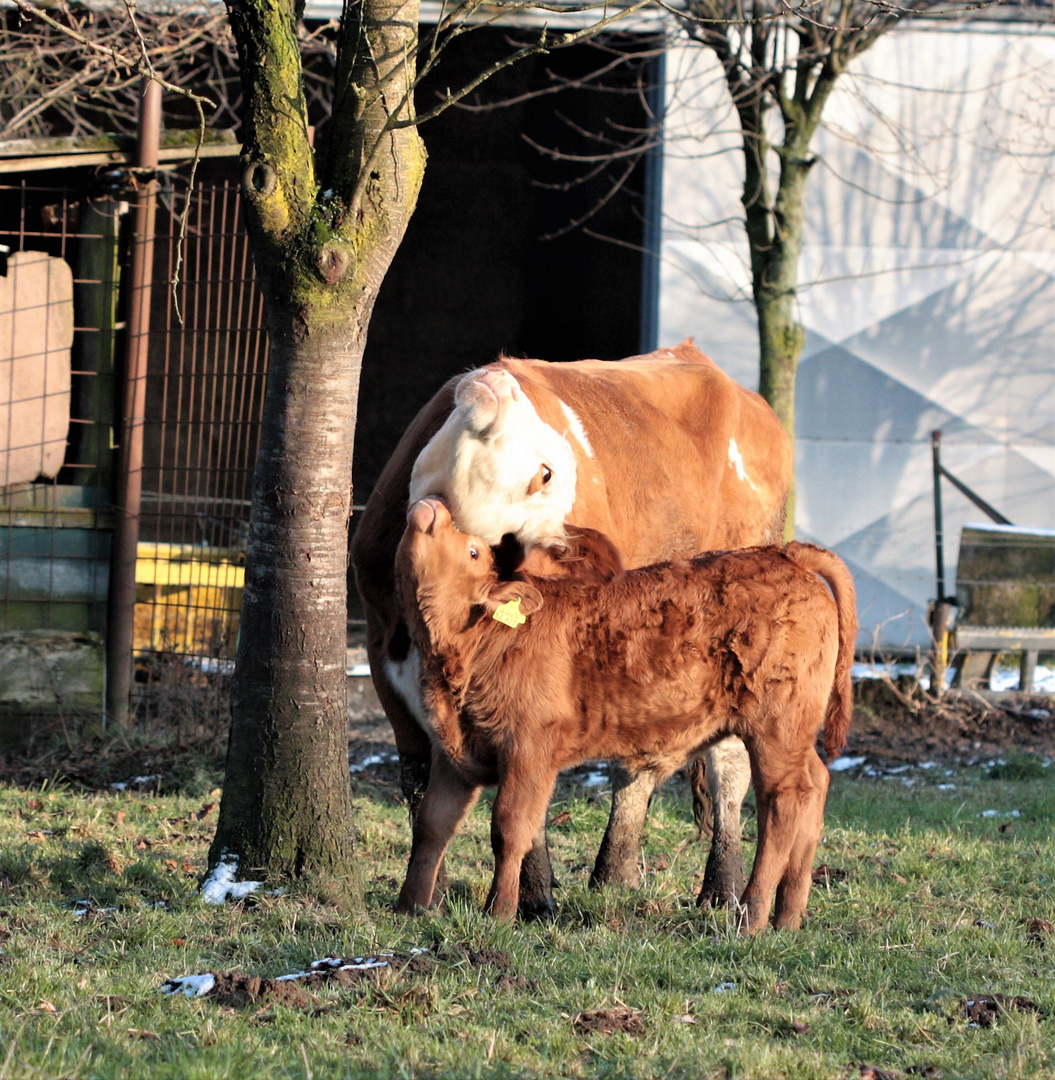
(353, 26, 661, 496)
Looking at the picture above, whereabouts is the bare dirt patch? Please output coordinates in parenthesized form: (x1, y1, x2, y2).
(573, 1006, 646, 1036)
(847, 684, 1055, 766)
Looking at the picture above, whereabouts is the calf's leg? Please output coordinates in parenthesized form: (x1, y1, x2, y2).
(696, 737, 752, 908)
(396, 753, 480, 913)
(486, 762, 558, 920)
(737, 745, 822, 933)
(377, 640, 557, 916)
(772, 751, 829, 930)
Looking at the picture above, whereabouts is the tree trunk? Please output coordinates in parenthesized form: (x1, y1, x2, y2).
(208, 0, 425, 893)
(208, 309, 368, 882)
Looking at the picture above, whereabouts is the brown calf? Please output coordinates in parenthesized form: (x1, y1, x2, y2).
(395, 497, 857, 931)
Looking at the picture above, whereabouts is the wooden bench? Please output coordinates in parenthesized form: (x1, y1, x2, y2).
(953, 525, 1055, 693)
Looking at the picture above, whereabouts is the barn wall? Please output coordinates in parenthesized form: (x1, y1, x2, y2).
(658, 20, 1055, 651)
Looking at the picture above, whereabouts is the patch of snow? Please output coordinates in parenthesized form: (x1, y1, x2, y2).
(979, 809, 1022, 819)
(581, 769, 609, 788)
(347, 663, 371, 677)
(160, 973, 216, 998)
(852, 661, 921, 682)
(187, 657, 235, 677)
(110, 774, 162, 792)
(200, 852, 265, 905)
(350, 752, 399, 774)
(71, 899, 117, 917)
(829, 756, 867, 773)
(937, 784, 957, 791)
(712, 981, 737, 994)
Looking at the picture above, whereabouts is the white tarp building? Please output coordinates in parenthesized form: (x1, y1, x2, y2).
(658, 18, 1055, 652)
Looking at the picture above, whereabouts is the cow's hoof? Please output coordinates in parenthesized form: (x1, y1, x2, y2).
(696, 852, 746, 909)
(517, 893, 558, 922)
(588, 856, 642, 891)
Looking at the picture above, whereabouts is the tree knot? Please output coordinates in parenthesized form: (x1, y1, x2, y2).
(316, 245, 353, 286)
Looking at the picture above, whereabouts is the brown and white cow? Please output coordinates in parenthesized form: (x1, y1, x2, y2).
(350, 341, 792, 917)
(394, 498, 856, 931)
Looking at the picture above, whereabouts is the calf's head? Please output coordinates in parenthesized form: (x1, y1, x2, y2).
(396, 497, 544, 642)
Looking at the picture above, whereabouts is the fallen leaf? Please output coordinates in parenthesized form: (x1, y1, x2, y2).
(549, 811, 572, 827)
(1024, 917, 1054, 942)
(854, 1065, 898, 1080)
(812, 865, 849, 885)
(115, 811, 126, 826)
(963, 994, 1042, 1027)
(127, 1029, 161, 1041)
(37, 1001, 58, 1014)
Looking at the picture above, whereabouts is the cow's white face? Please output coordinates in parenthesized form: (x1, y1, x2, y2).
(409, 368, 578, 549)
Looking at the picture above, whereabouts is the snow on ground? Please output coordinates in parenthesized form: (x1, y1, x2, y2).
(160, 974, 216, 998)
(159, 951, 431, 1000)
(200, 853, 266, 905)
(852, 661, 1055, 694)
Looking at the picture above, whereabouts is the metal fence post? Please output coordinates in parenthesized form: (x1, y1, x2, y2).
(105, 78, 160, 728)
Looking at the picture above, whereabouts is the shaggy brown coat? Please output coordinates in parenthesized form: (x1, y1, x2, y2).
(395, 497, 857, 931)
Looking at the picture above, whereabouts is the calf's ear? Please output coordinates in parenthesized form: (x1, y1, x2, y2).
(486, 581, 544, 618)
(560, 526, 625, 582)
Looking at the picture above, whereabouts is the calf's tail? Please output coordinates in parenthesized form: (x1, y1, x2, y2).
(786, 542, 858, 759)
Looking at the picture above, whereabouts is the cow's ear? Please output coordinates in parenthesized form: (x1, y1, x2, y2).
(486, 581, 544, 619)
(559, 527, 625, 583)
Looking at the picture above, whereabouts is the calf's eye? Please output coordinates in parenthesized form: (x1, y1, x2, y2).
(469, 546, 479, 561)
(542, 465, 553, 484)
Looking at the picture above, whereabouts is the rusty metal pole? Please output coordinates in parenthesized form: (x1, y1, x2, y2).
(930, 430, 951, 696)
(105, 78, 161, 728)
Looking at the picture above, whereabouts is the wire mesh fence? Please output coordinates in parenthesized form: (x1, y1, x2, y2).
(0, 174, 270, 742)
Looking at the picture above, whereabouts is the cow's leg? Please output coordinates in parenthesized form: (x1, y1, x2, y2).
(737, 745, 818, 933)
(589, 764, 652, 889)
(696, 737, 751, 908)
(772, 751, 829, 931)
(396, 752, 480, 913)
(366, 632, 455, 900)
(486, 762, 558, 920)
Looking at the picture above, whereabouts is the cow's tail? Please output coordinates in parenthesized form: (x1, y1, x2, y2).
(786, 542, 858, 760)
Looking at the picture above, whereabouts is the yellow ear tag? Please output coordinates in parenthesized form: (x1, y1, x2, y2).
(492, 597, 528, 628)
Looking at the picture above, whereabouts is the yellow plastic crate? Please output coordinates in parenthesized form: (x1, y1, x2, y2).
(134, 543, 244, 657)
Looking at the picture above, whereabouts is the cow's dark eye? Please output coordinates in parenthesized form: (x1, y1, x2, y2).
(469, 546, 479, 561)
(541, 465, 552, 484)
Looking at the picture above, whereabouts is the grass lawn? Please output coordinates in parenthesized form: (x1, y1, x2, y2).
(0, 747, 1053, 1079)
